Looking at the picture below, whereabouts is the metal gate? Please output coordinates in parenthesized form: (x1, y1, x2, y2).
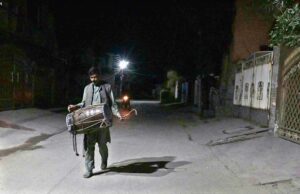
(0, 55, 33, 110)
(0, 56, 14, 109)
(277, 49, 300, 143)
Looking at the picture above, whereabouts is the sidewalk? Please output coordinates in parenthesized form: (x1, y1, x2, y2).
(0, 108, 66, 157)
(172, 107, 300, 192)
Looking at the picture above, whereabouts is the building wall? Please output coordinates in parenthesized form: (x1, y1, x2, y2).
(231, 0, 273, 62)
(233, 106, 270, 126)
(0, 0, 64, 109)
(269, 46, 280, 128)
(218, 0, 276, 126)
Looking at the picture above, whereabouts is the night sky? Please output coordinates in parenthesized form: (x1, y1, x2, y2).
(52, 0, 235, 87)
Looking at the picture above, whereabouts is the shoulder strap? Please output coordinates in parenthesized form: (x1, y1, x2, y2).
(103, 84, 112, 107)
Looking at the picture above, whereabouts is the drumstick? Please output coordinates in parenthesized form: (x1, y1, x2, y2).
(122, 109, 138, 119)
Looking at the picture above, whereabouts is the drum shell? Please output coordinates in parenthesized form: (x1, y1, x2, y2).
(66, 103, 112, 134)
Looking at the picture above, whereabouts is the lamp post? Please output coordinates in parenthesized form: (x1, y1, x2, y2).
(118, 60, 129, 97)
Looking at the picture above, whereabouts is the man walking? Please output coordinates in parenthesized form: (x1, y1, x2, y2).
(68, 66, 123, 178)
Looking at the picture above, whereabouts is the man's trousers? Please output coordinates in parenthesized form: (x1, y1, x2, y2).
(84, 128, 110, 172)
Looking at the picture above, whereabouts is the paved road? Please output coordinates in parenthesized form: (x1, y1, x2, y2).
(1, 101, 300, 194)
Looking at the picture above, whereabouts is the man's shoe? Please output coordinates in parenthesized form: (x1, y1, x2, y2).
(101, 161, 107, 170)
(83, 171, 93, 178)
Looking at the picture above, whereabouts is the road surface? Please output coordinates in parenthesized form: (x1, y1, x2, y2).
(1, 101, 300, 194)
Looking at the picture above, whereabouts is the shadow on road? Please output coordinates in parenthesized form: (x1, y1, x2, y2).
(93, 156, 190, 177)
(0, 120, 35, 131)
(0, 129, 65, 158)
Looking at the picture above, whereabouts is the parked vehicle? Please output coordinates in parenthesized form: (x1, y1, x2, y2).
(121, 94, 131, 110)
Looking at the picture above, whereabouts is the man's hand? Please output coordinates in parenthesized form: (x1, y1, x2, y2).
(118, 115, 124, 121)
(67, 104, 79, 112)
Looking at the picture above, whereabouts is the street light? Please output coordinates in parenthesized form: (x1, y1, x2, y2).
(119, 60, 129, 70)
(118, 60, 129, 96)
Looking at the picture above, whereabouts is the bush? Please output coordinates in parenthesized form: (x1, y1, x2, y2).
(160, 89, 175, 104)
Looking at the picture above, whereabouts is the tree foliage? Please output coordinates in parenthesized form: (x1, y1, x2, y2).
(266, 0, 296, 12)
(166, 70, 181, 94)
(264, 0, 300, 47)
(270, 3, 300, 47)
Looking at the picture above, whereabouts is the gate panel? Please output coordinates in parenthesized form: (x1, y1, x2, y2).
(0, 55, 33, 110)
(0, 57, 14, 110)
(278, 57, 300, 143)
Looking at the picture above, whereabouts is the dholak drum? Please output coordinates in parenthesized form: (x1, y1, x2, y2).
(66, 103, 112, 134)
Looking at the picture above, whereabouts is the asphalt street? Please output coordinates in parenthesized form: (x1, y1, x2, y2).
(1, 101, 300, 194)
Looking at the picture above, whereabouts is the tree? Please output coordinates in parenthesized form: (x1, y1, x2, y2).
(261, 0, 300, 47)
(166, 70, 181, 96)
(270, 3, 300, 47)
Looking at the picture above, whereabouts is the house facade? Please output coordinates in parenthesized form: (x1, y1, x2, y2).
(0, 0, 65, 110)
(219, 0, 300, 144)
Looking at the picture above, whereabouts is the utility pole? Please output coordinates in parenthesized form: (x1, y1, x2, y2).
(120, 69, 124, 96)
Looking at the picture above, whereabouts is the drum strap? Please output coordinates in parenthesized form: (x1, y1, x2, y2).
(123, 109, 138, 118)
(72, 133, 79, 156)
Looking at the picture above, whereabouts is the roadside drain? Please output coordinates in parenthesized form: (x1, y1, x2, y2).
(257, 178, 293, 186)
(206, 128, 269, 146)
(222, 126, 254, 135)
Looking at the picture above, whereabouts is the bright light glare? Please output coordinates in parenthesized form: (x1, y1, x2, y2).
(119, 60, 129, 69)
(123, 95, 129, 101)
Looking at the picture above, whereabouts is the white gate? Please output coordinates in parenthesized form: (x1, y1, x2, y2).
(233, 51, 273, 110)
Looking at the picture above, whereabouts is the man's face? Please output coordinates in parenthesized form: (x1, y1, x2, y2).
(90, 74, 100, 84)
